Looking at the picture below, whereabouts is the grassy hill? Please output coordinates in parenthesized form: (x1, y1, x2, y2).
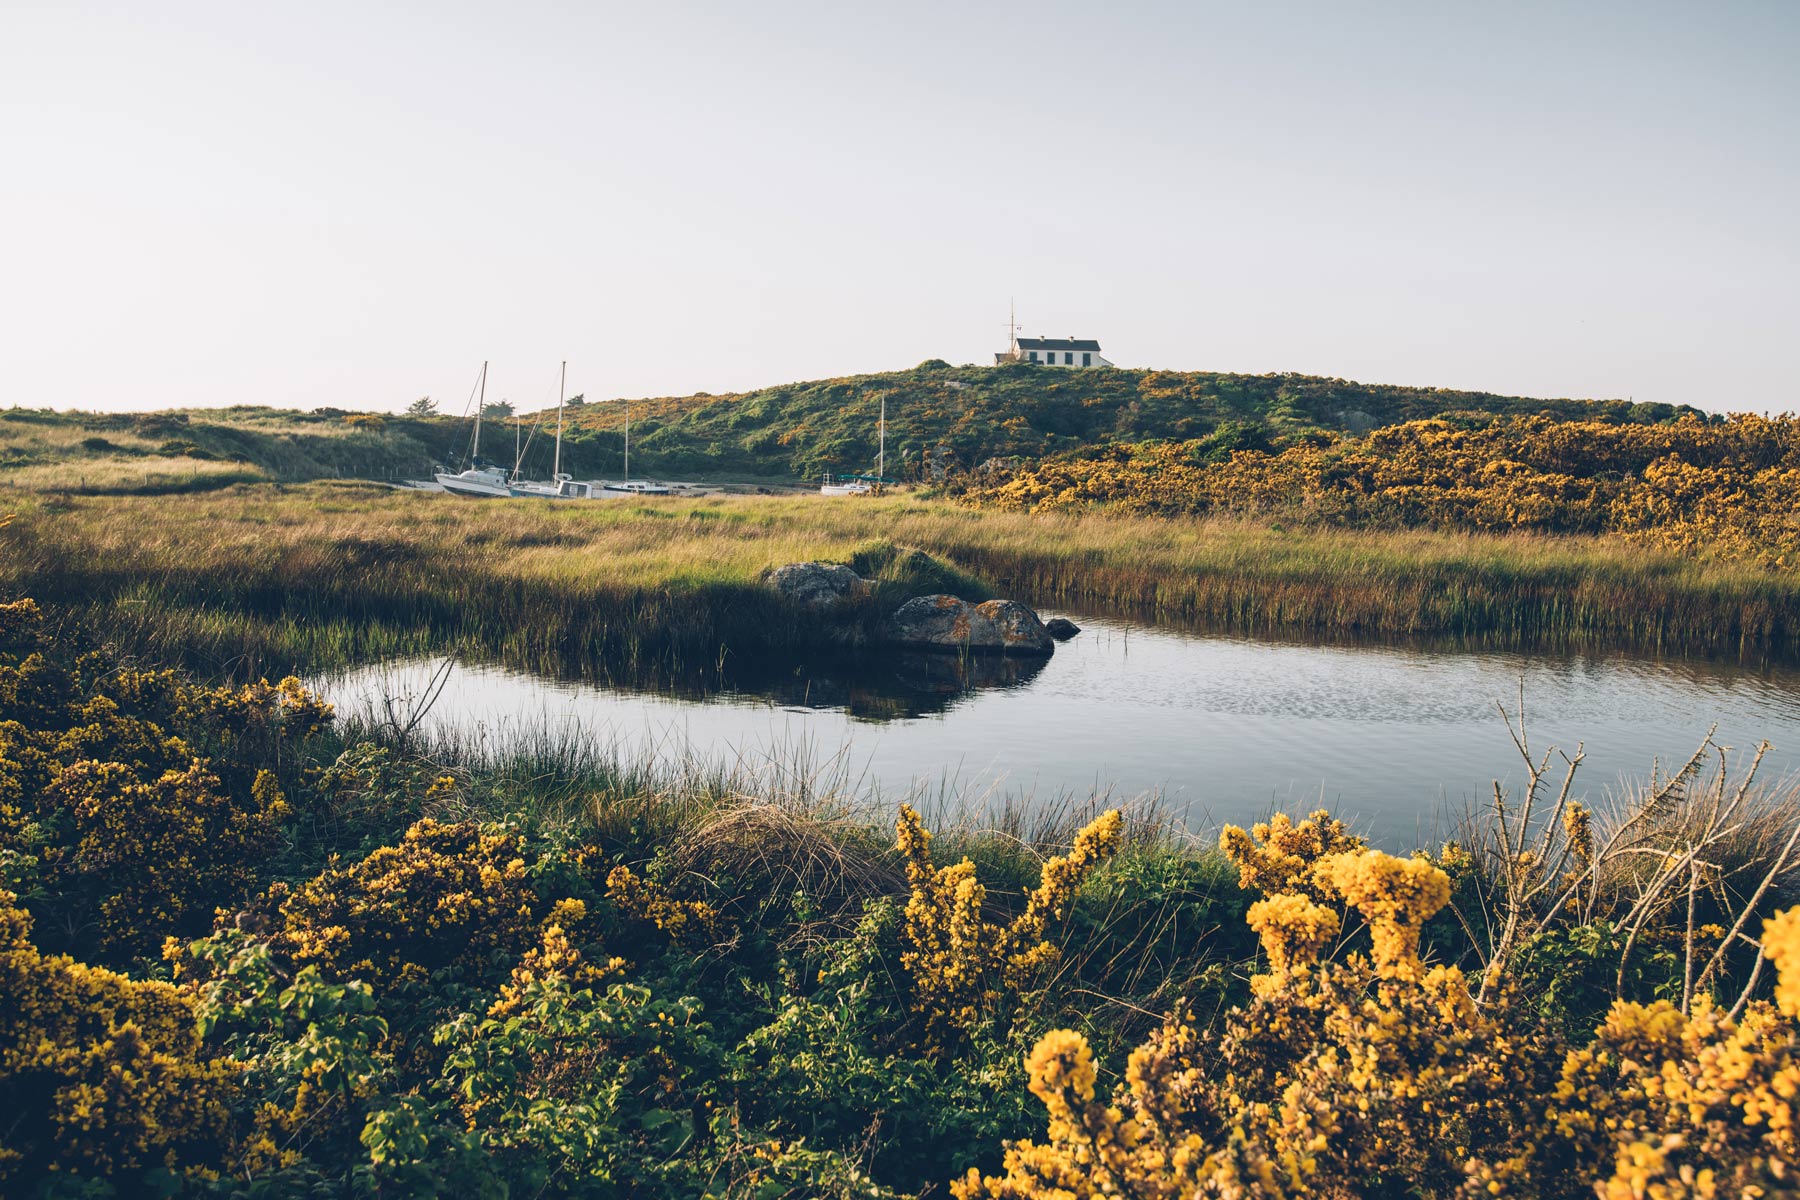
(0, 405, 457, 494)
(3, 366, 1707, 494)
(542, 362, 1705, 482)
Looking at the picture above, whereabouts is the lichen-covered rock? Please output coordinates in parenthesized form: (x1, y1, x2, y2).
(974, 599, 1054, 653)
(884, 595, 1053, 655)
(766, 561, 869, 608)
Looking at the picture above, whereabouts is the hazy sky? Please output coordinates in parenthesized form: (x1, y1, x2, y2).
(4, 1, 1796, 414)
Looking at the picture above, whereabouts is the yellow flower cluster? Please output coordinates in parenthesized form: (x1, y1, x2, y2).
(605, 865, 721, 946)
(896, 804, 1122, 1053)
(54, 758, 278, 953)
(487, 901, 626, 1020)
(0, 609, 332, 956)
(960, 810, 1800, 1198)
(0, 888, 240, 1181)
(1245, 893, 1340, 988)
(959, 413, 1800, 565)
(0, 597, 40, 640)
(1563, 800, 1595, 867)
(1322, 849, 1451, 980)
(258, 818, 544, 988)
(1766, 906, 1800, 1021)
(1220, 809, 1364, 904)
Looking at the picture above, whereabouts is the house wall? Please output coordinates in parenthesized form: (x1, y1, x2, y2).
(1018, 346, 1111, 368)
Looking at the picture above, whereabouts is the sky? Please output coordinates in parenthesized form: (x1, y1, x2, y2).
(3, 1, 1796, 415)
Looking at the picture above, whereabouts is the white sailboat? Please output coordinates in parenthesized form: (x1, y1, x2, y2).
(511, 362, 595, 499)
(603, 396, 670, 493)
(820, 396, 887, 496)
(435, 362, 515, 497)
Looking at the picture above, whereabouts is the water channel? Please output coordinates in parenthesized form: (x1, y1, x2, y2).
(316, 610, 1800, 841)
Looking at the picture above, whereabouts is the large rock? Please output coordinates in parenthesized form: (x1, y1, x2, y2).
(1044, 617, 1081, 641)
(883, 594, 1053, 655)
(767, 561, 868, 608)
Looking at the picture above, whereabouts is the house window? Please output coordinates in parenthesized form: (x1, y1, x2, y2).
(1082, 352, 1091, 366)
(1028, 350, 1038, 362)
(1064, 352, 1073, 364)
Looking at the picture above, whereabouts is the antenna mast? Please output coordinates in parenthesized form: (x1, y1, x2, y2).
(1005, 299, 1021, 351)
(473, 360, 487, 461)
(553, 360, 566, 479)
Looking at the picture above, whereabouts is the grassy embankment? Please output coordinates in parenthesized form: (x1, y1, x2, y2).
(0, 404, 456, 493)
(4, 484, 1795, 676)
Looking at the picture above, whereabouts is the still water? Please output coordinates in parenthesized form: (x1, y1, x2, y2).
(316, 612, 1800, 840)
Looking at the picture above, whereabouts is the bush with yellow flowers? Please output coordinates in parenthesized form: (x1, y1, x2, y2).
(896, 804, 1123, 1053)
(0, 597, 335, 961)
(957, 412, 1800, 565)
(0, 887, 241, 1186)
(956, 812, 1800, 1200)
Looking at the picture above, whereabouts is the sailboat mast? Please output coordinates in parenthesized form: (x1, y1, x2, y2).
(623, 399, 630, 480)
(473, 360, 487, 461)
(553, 360, 566, 478)
(878, 396, 885, 481)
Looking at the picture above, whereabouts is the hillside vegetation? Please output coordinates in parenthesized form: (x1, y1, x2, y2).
(4, 365, 1704, 493)
(544, 361, 1703, 481)
(0, 405, 454, 494)
(955, 412, 1800, 567)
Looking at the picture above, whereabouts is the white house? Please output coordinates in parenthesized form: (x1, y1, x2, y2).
(994, 336, 1112, 368)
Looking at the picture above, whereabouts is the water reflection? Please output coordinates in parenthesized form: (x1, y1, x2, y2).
(316, 610, 1800, 838)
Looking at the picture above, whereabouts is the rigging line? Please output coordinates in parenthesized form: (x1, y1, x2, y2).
(445, 362, 488, 465)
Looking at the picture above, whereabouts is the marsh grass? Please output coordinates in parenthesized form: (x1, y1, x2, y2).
(5, 483, 1796, 670)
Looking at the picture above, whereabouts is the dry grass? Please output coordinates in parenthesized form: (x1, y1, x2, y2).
(2, 482, 1795, 668)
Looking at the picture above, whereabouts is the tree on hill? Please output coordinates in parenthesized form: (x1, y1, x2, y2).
(405, 396, 437, 416)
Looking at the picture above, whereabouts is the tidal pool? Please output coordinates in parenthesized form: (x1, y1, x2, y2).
(316, 611, 1800, 840)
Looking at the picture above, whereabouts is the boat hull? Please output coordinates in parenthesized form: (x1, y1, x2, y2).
(434, 471, 512, 498)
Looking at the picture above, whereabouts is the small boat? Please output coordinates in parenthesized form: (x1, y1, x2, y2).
(821, 396, 892, 496)
(509, 361, 596, 500)
(820, 474, 874, 496)
(435, 362, 517, 497)
(437, 462, 515, 497)
(515, 473, 595, 499)
(603, 480, 671, 495)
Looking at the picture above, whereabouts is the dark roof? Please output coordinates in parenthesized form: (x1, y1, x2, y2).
(1016, 337, 1101, 352)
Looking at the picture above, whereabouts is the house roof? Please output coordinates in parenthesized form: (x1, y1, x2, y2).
(1016, 337, 1102, 352)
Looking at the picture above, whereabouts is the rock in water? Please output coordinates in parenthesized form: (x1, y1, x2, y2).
(884, 595, 1053, 655)
(1044, 617, 1081, 641)
(767, 562, 869, 608)
(974, 599, 1054, 653)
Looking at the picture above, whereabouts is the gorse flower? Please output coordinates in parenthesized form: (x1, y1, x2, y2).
(957, 412, 1800, 567)
(897, 804, 1121, 1053)
(959, 819, 1800, 1200)
(1220, 809, 1364, 904)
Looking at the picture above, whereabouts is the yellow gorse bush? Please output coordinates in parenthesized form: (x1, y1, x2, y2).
(253, 818, 548, 988)
(605, 865, 721, 946)
(0, 888, 240, 1182)
(0, 601, 334, 956)
(959, 821, 1800, 1199)
(959, 413, 1800, 565)
(1220, 809, 1364, 905)
(897, 804, 1122, 1052)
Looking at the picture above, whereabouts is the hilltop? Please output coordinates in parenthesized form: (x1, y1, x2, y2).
(527, 362, 1702, 482)
(2, 365, 1706, 493)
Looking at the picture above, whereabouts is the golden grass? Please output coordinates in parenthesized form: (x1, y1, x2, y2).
(3, 482, 1795, 669)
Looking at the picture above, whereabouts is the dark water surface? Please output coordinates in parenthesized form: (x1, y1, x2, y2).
(317, 611, 1800, 839)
